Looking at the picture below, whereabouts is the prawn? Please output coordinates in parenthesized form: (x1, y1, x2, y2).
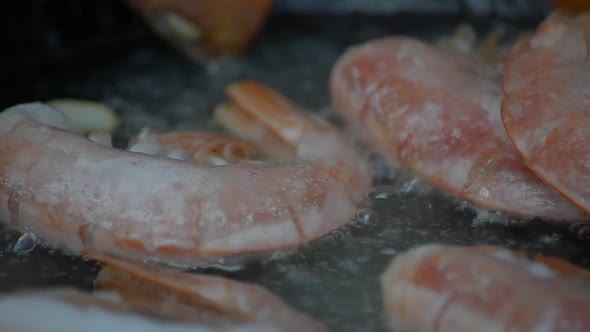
(381, 244, 590, 332)
(0, 81, 370, 267)
(329, 34, 586, 221)
(501, 11, 590, 215)
(0, 251, 329, 331)
(126, 0, 275, 57)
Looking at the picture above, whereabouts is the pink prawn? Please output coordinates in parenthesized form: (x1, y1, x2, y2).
(502, 10, 590, 215)
(382, 244, 590, 332)
(330, 34, 586, 220)
(0, 81, 370, 267)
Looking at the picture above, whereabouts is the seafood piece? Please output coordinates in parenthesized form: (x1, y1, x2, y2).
(502, 11, 590, 214)
(126, 0, 275, 58)
(0, 253, 328, 331)
(381, 244, 590, 332)
(213, 102, 295, 161)
(330, 35, 586, 220)
(0, 289, 204, 332)
(216, 80, 370, 203)
(88, 252, 329, 331)
(127, 128, 259, 165)
(0, 81, 369, 267)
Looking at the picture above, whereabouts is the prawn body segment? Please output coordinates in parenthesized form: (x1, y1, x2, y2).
(89, 252, 330, 331)
(330, 36, 586, 220)
(219, 80, 371, 204)
(0, 252, 329, 332)
(381, 244, 590, 332)
(502, 11, 590, 214)
(0, 81, 369, 267)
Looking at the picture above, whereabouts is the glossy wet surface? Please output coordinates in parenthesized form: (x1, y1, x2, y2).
(1, 14, 589, 332)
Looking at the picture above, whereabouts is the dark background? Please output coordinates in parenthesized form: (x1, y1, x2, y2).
(0, 0, 553, 108)
(0, 0, 551, 72)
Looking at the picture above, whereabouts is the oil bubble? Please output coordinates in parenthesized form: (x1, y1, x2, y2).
(574, 225, 590, 241)
(368, 187, 395, 201)
(12, 232, 37, 254)
(356, 208, 379, 225)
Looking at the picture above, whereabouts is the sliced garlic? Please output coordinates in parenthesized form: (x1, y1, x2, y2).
(161, 12, 202, 43)
(46, 99, 120, 135)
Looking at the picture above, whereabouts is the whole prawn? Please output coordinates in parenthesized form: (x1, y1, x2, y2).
(502, 10, 590, 215)
(381, 244, 590, 332)
(0, 81, 370, 267)
(329, 33, 586, 221)
(0, 252, 329, 331)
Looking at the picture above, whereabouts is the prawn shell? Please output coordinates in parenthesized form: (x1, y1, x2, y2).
(126, 0, 275, 56)
(501, 11, 590, 214)
(88, 252, 330, 331)
(329, 36, 587, 221)
(0, 103, 358, 267)
(0, 287, 320, 332)
(381, 244, 590, 332)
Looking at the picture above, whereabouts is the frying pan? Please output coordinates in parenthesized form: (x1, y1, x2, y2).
(1, 2, 588, 332)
